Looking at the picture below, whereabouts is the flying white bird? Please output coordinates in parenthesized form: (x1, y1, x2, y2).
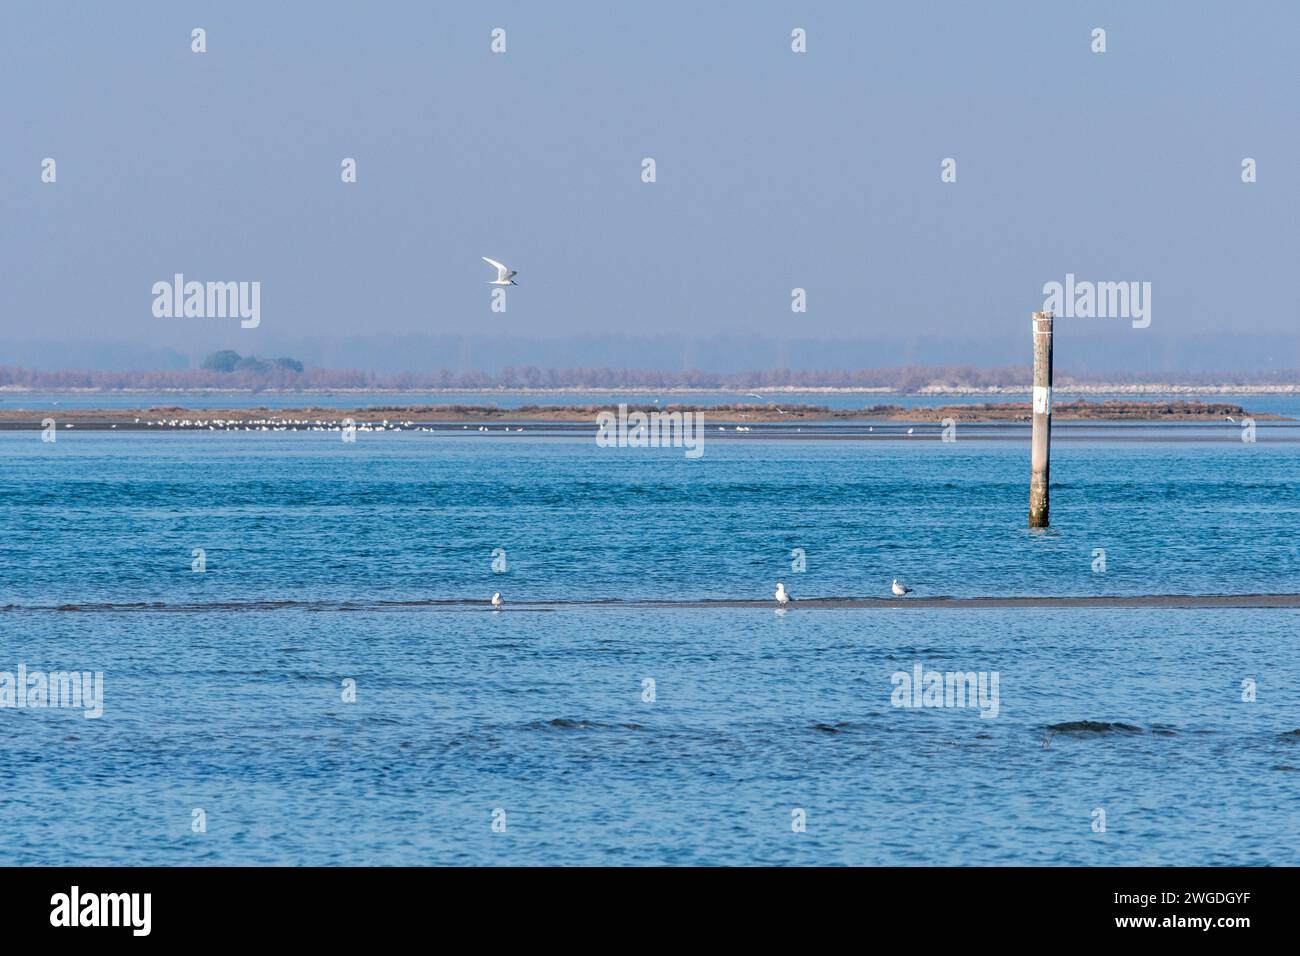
(482, 257, 518, 286)
(892, 579, 913, 597)
(1225, 416, 1236, 424)
(775, 582, 791, 606)
(491, 592, 502, 608)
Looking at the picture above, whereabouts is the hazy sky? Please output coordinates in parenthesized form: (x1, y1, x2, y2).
(4, 1, 1297, 374)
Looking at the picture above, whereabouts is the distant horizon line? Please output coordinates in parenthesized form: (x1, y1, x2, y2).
(2, 371, 1298, 395)
(5, 355, 1300, 392)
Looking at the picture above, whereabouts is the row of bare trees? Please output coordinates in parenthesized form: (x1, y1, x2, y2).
(1, 363, 1294, 391)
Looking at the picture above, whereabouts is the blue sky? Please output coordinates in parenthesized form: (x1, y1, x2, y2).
(3, 1, 1297, 374)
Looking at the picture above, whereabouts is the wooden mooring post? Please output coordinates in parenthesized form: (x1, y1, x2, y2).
(1029, 311, 1054, 527)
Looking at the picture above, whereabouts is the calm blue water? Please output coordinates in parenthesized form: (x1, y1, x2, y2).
(1, 430, 1297, 864)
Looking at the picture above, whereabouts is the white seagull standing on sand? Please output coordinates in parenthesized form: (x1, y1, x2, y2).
(491, 592, 503, 608)
(482, 257, 518, 286)
(891, 579, 914, 597)
(775, 582, 791, 606)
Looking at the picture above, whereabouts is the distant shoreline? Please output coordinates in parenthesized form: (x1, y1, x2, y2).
(2, 383, 1298, 396)
(0, 400, 1288, 428)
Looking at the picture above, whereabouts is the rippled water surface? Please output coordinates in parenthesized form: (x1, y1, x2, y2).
(0, 430, 1297, 864)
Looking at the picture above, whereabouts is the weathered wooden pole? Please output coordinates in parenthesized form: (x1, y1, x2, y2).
(1029, 311, 1054, 527)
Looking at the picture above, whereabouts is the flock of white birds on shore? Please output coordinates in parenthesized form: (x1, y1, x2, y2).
(772, 578, 914, 608)
(491, 579, 916, 610)
(133, 417, 525, 433)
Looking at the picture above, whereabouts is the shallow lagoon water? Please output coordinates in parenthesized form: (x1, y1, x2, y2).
(0, 431, 1297, 864)
(3, 431, 1297, 605)
(1, 608, 1297, 866)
